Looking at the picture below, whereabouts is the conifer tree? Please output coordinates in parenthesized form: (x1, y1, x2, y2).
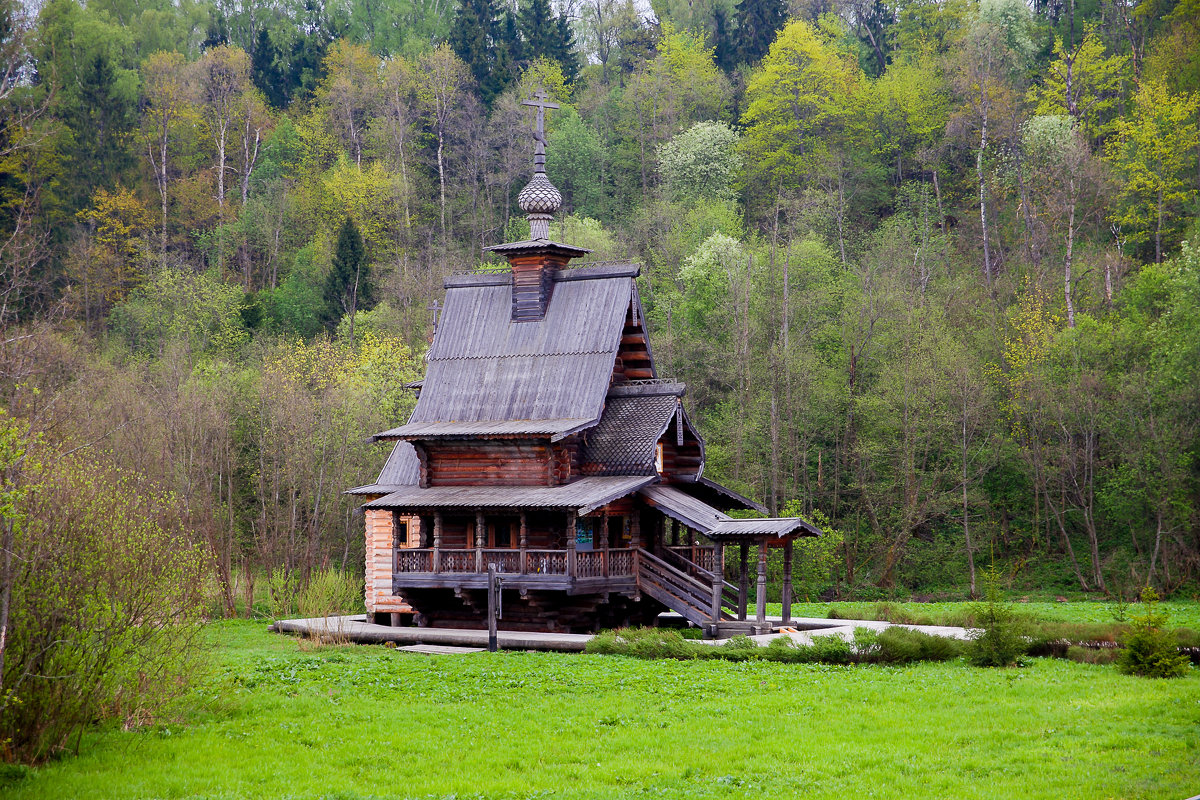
(449, 0, 516, 104)
(323, 218, 374, 336)
(712, 6, 737, 72)
(734, 0, 785, 65)
(518, 0, 557, 58)
(552, 13, 579, 81)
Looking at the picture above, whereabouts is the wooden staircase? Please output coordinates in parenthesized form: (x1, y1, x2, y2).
(634, 548, 734, 627)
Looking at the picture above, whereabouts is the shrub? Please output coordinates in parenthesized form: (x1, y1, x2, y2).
(875, 627, 963, 663)
(585, 628, 697, 660)
(0, 422, 208, 764)
(852, 627, 881, 660)
(298, 568, 362, 619)
(808, 632, 854, 664)
(267, 566, 299, 621)
(1066, 646, 1118, 665)
(965, 569, 1027, 667)
(1117, 588, 1189, 678)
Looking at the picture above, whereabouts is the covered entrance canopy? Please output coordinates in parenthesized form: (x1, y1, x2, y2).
(639, 484, 821, 633)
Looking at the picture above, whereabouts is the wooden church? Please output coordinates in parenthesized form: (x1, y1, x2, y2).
(349, 92, 822, 637)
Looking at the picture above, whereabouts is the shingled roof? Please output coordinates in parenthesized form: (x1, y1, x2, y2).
(346, 441, 420, 495)
(373, 265, 639, 443)
(581, 393, 679, 475)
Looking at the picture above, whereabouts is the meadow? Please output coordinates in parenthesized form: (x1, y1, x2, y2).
(4, 609, 1198, 800)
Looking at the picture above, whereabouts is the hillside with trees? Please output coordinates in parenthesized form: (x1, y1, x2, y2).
(1, 0, 1199, 614)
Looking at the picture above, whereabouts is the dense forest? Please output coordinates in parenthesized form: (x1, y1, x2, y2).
(1, 0, 1198, 608)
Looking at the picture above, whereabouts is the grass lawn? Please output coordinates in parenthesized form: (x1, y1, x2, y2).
(776, 600, 1200, 630)
(5, 619, 1198, 800)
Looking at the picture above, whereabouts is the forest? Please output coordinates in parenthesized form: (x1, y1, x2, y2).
(0, 0, 1198, 616)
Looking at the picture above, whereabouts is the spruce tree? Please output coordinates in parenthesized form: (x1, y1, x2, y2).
(551, 13, 579, 81)
(323, 218, 374, 335)
(733, 0, 785, 65)
(712, 6, 737, 72)
(450, 0, 516, 104)
(518, 0, 556, 58)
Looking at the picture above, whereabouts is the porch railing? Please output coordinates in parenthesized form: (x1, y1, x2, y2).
(393, 547, 638, 578)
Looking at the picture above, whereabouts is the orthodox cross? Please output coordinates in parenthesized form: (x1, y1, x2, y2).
(521, 89, 559, 172)
(427, 298, 442, 329)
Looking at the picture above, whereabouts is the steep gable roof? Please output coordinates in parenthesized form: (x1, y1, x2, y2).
(375, 265, 638, 442)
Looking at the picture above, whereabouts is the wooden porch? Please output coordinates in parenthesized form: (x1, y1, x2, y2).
(390, 540, 798, 638)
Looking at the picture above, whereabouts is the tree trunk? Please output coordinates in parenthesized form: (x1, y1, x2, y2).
(437, 125, 447, 240)
(962, 398, 976, 598)
(1064, 187, 1076, 328)
(977, 108, 992, 285)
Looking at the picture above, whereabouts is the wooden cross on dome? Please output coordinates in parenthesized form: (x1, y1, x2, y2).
(521, 89, 559, 172)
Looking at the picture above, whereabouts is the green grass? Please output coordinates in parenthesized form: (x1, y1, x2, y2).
(5, 619, 1198, 800)
(776, 600, 1200, 629)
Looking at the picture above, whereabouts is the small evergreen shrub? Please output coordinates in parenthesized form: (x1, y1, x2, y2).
(965, 569, 1027, 667)
(1117, 588, 1189, 678)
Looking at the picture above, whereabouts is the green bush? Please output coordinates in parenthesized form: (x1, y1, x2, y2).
(298, 568, 362, 619)
(1065, 646, 1119, 665)
(588, 625, 962, 667)
(965, 570, 1028, 667)
(1117, 588, 1189, 678)
(875, 627, 964, 663)
(0, 423, 208, 764)
(586, 628, 698, 660)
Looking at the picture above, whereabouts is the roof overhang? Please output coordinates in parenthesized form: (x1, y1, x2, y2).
(482, 239, 592, 257)
(639, 484, 820, 541)
(363, 476, 655, 516)
(372, 418, 597, 442)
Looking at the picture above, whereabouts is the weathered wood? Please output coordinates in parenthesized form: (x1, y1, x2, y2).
(475, 511, 485, 572)
(432, 511, 443, 574)
(634, 548, 718, 627)
(756, 541, 768, 624)
(487, 565, 499, 652)
(711, 541, 725, 624)
(782, 540, 793, 624)
(519, 511, 528, 574)
(566, 512, 577, 578)
(738, 544, 749, 621)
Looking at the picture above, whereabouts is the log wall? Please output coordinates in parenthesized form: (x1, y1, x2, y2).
(364, 508, 417, 614)
(421, 441, 559, 487)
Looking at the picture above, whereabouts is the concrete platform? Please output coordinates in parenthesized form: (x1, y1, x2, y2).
(271, 614, 973, 653)
(271, 616, 592, 651)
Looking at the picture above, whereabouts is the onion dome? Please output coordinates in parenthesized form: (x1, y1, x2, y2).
(518, 172, 563, 216)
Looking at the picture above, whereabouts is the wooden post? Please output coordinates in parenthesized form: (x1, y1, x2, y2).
(710, 541, 725, 629)
(630, 512, 641, 550)
(737, 543, 749, 621)
(432, 511, 443, 574)
(487, 564, 499, 652)
(688, 528, 697, 566)
(519, 511, 528, 575)
(476, 511, 486, 573)
(566, 511, 577, 577)
(756, 541, 768, 626)
(782, 540, 794, 625)
(601, 510, 610, 578)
